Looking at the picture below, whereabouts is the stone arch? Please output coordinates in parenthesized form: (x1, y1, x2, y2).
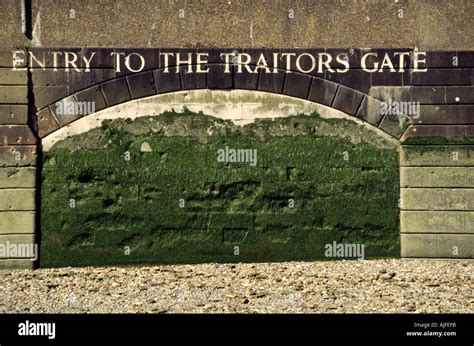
(35, 64, 407, 144)
(41, 89, 399, 151)
(39, 89, 403, 267)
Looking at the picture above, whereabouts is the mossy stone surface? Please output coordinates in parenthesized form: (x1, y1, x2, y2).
(41, 111, 400, 267)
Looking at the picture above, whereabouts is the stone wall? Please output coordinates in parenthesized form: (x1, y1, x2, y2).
(372, 85, 474, 257)
(0, 0, 473, 267)
(0, 51, 37, 269)
(1, 0, 473, 50)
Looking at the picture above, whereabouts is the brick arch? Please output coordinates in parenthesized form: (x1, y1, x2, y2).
(36, 63, 406, 142)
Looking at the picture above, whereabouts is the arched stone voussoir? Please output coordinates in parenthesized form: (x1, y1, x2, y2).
(41, 89, 400, 151)
(36, 65, 408, 140)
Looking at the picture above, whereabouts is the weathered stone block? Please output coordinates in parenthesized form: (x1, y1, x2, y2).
(378, 113, 408, 138)
(68, 69, 116, 93)
(153, 69, 181, 94)
(32, 69, 116, 95)
(0, 167, 36, 188)
(400, 145, 474, 167)
(0, 125, 36, 145)
(101, 77, 131, 106)
(457, 52, 474, 68)
(37, 106, 60, 138)
(307, 78, 338, 106)
(127, 71, 157, 99)
(446, 86, 474, 104)
(74, 86, 107, 113)
(356, 96, 385, 126)
(0, 211, 36, 234)
(437, 234, 474, 257)
(401, 210, 473, 233)
(207, 64, 233, 89)
(233, 68, 258, 90)
(31, 69, 69, 86)
(283, 72, 312, 99)
(325, 69, 371, 93)
(0, 146, 37, 167)
(401, 188, 474, 210)
(401, 233, 436, 257)
(401, 125, 474, 143)
(0, 105, 28, 125)
(371, 71, 403, 86)
(0, 234, 36, 259)
(401, 233, 473, 258)
(0, 86, 28, 104)
(0, 259, 35, 269)
(33, 86, 70, 110)
(0, 189, 36, 211)
(413, 105, 474, 125)
(408, 68, 471, 86)
(400, 167, 474, 188)
(332, 85, 364, 115)
(0, 68, 27, 85)
(180, 66, 206, 90)
(369, 86, 446, 104)
(258, 69, 285, 94)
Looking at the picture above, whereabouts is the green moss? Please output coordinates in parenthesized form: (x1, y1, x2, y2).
(41, 111, 400, 267)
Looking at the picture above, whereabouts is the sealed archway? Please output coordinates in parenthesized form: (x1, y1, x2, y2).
(40, 91, 400, 266)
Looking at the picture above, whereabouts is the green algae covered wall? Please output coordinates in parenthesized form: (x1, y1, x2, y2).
(40, 111, 399, 267)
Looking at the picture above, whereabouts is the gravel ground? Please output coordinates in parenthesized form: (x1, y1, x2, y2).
(0, 259, 472, 313)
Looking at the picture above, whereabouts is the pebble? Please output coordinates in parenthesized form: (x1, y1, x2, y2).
(0, 259, 471, 313)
